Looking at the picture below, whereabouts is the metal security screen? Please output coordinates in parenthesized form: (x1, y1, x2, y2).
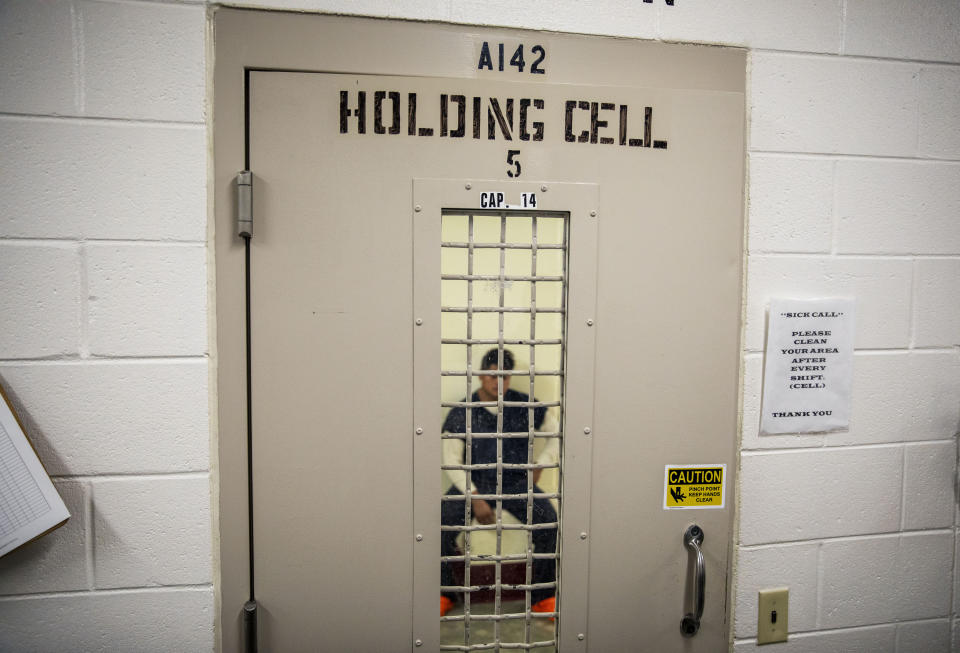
(439, 210, 568, 652)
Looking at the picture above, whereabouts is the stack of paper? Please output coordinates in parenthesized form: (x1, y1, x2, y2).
(0, 387, 69, 558)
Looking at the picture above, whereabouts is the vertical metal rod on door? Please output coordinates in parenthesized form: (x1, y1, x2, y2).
(237, 165, 258, 653)
(239, 65, 259, 653)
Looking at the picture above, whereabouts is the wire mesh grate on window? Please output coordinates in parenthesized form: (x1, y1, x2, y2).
(440, 210, 568, 652)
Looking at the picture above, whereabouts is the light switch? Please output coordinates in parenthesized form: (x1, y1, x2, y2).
(757, 587, 788, 645)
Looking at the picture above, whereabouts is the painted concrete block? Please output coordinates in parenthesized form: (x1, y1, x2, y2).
(0, 117, 206, 241)
(745, 256, 912, 351)
(901, 441, 956, 530)
(740, 354, 763, 443)
(751, 53, 918, 157)
(913, 258, 960, 348)
(0, 243, 81, 359)
(93, 477, 211, 589)
(734, 624, 896, 652)
(831, 351, 960, 446)
(0, 588, 213, 652)
(896, 619, 951, 653)
(80, 1, 204, 122)
(844, 0, 960, 64)
(919, 67, 960, 159)
(0, 481, 87, 595)
(836, 159, 960, 255)
(955, 537, 960, 615)
(87, 244, 207, 357)
(0, 0, 76, 116)
(740, 447, 903, 545)
(0, 361, 209, 476)
(734, 542, 819, 638)
(230, 0, 448, 21)
(451, 0, 657, 38)
(820, 532, 954, 628)
(744, 352, 960, 449)
(661, 0, 841, 53)
(748, 155, 833, 253)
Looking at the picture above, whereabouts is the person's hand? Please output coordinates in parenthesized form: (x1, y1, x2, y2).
(471, 498, 495, 524)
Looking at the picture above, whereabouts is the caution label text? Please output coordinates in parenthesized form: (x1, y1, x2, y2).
(664, 464, 725, 509)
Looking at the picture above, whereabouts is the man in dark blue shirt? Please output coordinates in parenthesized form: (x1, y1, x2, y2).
(440, 348, 558, 618)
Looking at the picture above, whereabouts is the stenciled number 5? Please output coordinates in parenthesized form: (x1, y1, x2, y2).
(506, 150, 521, 178)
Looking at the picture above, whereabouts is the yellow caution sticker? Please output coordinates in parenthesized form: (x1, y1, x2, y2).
(663, 464, 726, 509)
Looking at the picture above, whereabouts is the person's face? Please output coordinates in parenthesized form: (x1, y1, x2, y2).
(479, 364, 510, 400)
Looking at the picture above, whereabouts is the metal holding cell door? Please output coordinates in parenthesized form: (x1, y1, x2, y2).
(214, 10, 745, 652)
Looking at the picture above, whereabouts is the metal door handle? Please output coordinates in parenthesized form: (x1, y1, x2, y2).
(680, 524, 705, 637)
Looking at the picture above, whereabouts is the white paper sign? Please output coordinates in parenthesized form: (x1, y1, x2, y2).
(759, 298, 855, 435)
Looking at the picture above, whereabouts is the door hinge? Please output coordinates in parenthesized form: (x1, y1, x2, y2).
(236, 171, 253, 239)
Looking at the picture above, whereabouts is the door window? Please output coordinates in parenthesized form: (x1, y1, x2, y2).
(439, 211, 568, 652)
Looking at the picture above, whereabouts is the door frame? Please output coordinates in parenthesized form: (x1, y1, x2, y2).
(212, 9, 747, 651)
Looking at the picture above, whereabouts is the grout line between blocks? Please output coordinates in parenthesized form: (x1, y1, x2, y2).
(747, 149, 960, 164)
(742, 440, 953, 457)
(654, 1, 665, 40)
(741, 528, 955, 550)
(0, 583, 214, 603)
(0, 111, 206, 128)
(908, 259, 919, 350)
(82, 0, 208, 7)
(899, 444, 908, 531)
(912, 63, 922, 159)
(0, 237, 207, 247)
(85, 481, 95, 591)
(814, 540, 823, 630)
(750, 46, 960, 68)
(953, 440, 960, 625)
(746, 252, 959, 260)
(830, 158, 839, 255)
(838, 0, 848, 57)
(69, 0, 85, 115)
(52, 471, 210, 482)
(79, 243, 91, 360)
(0, 356, 209, 366)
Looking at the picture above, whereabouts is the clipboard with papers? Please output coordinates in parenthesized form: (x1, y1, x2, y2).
(0, 384, 70, 558)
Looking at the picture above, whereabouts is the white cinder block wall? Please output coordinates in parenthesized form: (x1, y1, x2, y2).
(0, 0, 213, 650)
(0, 1, 957, 651)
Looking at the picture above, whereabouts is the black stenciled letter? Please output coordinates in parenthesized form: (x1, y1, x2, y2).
(577, 101, 590, 142)
(472, 97, 482, 139)
(440, 94, 449, 137)
(564, 100, 576, 142)
(440, 95, 467, 138)
(530, 99, 545, 141)
(478, 42, 493, 70)
(591, 102, 616, 144)
(519, 99, 545, 142)
(449, 95, 466, 138)
(487, 98, 513, 141)
(374, 91, 401, 135)
(340, 91, 366, 134)
(408, 93, 434, 137)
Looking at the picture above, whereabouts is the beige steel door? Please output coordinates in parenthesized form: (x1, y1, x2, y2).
(214, 10, 745, 653)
